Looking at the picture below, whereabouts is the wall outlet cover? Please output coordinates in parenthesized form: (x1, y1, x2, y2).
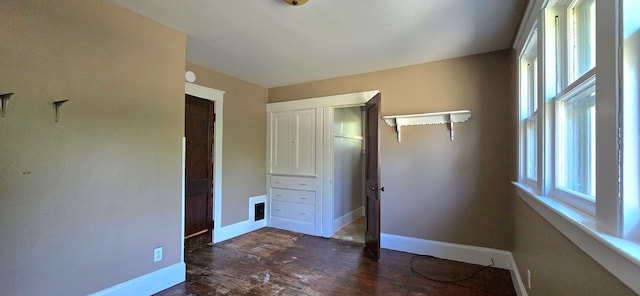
(154, 246, 163, 263)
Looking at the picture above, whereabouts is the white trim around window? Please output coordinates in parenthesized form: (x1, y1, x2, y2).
(513, 0, 640, 293)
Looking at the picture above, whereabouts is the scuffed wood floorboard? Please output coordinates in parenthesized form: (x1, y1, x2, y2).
(156, 228, 516, 296)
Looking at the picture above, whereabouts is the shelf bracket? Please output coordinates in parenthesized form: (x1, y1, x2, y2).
(449, 119, 455, 141)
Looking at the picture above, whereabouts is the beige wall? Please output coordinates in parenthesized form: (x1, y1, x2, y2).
(512, 198, 636, 295)
(185, 63, 268, 226)
(270, 50, 516, 250)
(0, 0, 185, 294)
(1, 2, 632, 294)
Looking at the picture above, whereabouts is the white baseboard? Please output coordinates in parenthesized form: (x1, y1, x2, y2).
(509, 256, 529, 296)
(381, 233, 527, 296)
(381, 233, 511, 268)
(89, 262, 185, 296)
(332, 206, 364, 232)
(213, 195, 266, 243)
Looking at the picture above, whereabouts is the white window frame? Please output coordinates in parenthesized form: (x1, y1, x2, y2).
(552, 72, 596, 214)
(513, 0, 640, 293)
(544, 0, 597, 214)
(567, 0, 596, 82)
(518, 28, 541, 190)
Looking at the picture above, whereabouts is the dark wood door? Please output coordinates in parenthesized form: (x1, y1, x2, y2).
(185, 95, 214, 247)
(364, 93, 382, 261)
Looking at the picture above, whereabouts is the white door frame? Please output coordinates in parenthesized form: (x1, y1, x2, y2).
(184, 82, 224, 256)
(321, 103, 370, 237)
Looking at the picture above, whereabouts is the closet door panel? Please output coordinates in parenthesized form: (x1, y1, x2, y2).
(271, 111, 292, 174)
(293, 109, 316, 176)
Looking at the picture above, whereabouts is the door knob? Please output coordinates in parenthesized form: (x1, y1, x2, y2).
(371, 186, 385, 192)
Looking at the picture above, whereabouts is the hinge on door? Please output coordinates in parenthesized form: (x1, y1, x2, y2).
(213, 113, 216, 122)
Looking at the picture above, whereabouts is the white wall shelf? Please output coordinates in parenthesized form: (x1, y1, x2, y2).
(382, 110, 471, 142)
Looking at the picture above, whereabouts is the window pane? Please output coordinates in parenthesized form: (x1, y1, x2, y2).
(526, 116, 538, 181)
(522, 61, 538, 117)
(557, 85, 596, 198)
(572, 0, 596, 79)
(622, 0, 640, 236)
(533, 58, 539, 112)
(519, 29, 538, 184)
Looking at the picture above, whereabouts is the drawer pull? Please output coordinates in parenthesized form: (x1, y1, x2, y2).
(300, 212, 307, 215)
(275, 194, 282, 197)
(300, 197, 308, 200)
(299, 183, 307, 186)
(275, 181, 282, 184)
(275, 209, 282, 211)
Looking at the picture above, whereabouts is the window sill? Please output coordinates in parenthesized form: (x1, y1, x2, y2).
(512, 182, 640, 293)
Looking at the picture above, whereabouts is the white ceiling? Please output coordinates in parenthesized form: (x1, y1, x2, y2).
(109, 0, 527, 88)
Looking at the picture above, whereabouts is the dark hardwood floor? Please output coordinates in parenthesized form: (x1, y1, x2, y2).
(156, 228, 516, 296)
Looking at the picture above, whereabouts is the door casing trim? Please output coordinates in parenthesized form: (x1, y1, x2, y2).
(184, 82, 224, 251)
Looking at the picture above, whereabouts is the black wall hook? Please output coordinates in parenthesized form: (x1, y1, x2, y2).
(53, 99, 69, 122)
(1, 93, 15, 118)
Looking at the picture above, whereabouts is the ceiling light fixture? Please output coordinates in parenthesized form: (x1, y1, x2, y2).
(284, 0, 308, 6)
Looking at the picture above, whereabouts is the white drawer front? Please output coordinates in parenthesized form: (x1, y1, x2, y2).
(270, 175, 316, 191)
(270, 217, 315, 236)
(271, 188, 315, 205)
(271, 200, 315, 223)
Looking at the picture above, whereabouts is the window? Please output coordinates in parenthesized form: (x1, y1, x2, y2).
(555, 81, 595, 199)
(548, 0, 597, 211)
(515, 0, 640, 291)
(519, 31, 539, 186)
(517, 0, 636, 221)
(569, 0, 596, 82)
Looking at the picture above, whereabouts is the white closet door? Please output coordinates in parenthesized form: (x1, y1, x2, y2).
(271, 111, 293, 174)
(291, 109, 316, 176)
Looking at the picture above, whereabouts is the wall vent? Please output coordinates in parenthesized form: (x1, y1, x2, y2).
(255, 202, 265, 221)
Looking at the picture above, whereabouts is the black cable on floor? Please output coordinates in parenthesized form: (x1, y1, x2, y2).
(410, 255, 518, 295)
(410, 255, 495, 283)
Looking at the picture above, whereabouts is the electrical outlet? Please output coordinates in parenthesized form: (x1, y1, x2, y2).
(527, 269, 531, 290)
(154, 246, 163, 263)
